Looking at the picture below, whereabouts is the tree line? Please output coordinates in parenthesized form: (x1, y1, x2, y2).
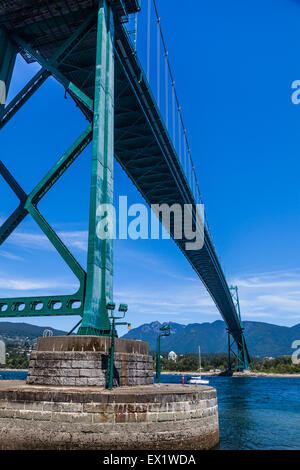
(151, 352, 300, 374)
(1, 346, 299, 374)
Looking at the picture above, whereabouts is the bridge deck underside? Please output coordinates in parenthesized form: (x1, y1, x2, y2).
(0, 3, 250, 362)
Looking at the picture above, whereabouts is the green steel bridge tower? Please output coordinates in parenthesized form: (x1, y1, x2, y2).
(0, 0, 250, 368)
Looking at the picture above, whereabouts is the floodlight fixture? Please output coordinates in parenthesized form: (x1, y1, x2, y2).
(119, 303, 128, 313)
(106, 302, 116, 311)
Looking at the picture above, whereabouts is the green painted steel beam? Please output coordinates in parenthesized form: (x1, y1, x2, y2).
(78, 0, 115, 336)
(0, 70, 50, 129)
(0, 124, 92, 243)
(113, 27, 251, 362)
(0, 17, 98, 320)
(0, 12, 96, 129)
(12, 35, 93, 114)
(0, 29, 17, 114)
(0, 125, 92, 318)
(229, 286, 250, 369)
(0, 1, 251, 361)
(0, 160, 27, 245)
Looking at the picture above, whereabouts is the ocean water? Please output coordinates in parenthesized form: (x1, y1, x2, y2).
(1, 370, 299, 449)
(157, 374, 300, 450)
(0, 370, 28, 380)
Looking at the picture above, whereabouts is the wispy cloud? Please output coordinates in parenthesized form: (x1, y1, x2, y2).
(1, 224, 299, 327)
(115, 268, 300, 326)
(230, 270, 300, 324)
(0, 250, 24, 261)
(6, 230, 88, 252)
(116, 245, 199, 283)
(59, 231, 88, 251)
(114, 283, 216, 319)
(232, 276, 300, 289)
(0, 276, 77, 291)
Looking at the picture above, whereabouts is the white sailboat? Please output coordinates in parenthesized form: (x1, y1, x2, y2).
(188, 346, 209, 385)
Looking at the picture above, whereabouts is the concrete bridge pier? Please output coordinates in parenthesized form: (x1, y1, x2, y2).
(0, 336, 219, 450)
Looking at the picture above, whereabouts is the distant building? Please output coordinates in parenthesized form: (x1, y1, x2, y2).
(0, 340, 6, 365)
(43, 329, 53, 338)
(168, 351, 177, 361)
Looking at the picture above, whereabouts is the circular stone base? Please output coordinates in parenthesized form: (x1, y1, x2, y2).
(0, 381, 219, 450)
(27, 336, 153, 387)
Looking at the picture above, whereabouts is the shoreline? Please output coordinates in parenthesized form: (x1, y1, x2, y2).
(1, 369, 299, 378)
(162, 371, 300, 378)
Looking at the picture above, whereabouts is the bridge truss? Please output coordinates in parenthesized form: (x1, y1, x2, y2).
(0, 0, 250, 367)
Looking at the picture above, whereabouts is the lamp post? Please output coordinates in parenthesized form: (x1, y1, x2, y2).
(156, 325, 171, 383)
(106, 303, 131, 390)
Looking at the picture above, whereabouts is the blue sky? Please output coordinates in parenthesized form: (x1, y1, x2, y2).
(1, 0, 300, 335)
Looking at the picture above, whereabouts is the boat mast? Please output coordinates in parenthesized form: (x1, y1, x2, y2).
(199, 345, 201, 377)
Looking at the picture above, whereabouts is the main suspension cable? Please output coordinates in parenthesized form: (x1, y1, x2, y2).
(152, 0, 216, 240)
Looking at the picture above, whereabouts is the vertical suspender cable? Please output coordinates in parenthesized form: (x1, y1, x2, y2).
(157, 16, 160, 108)
(189, 150, 191, 186)
(178, 107, 181, 162)
(152, 0, 212, 240)
(147, 0, 151, 82)
(165, 52, 169, 130)
(134, 12, 138, 52)
(184, 131, 187, 174)
(153, 1, 199, 190)
(135, 0, 141, 52)
(172, 83, 175, 147)
(193, 170, 195, 199)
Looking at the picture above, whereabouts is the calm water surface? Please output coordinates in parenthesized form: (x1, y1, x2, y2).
(158, 374, 300, 450)
(0, 370, 28, 380)
(1, 370, 299, 449)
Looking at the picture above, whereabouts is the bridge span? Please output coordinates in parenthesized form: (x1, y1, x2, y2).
(0, 0, 250, 367)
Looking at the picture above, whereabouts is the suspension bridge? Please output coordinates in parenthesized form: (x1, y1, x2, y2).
(0, 0, 250, 368)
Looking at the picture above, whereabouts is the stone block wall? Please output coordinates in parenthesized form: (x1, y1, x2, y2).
(0, 384, 219, 450)
(26, 351, 154, 387)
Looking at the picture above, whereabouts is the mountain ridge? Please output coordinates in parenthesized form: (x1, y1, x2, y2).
(122, 320, 300, 357)
(0, 320, 298, 357)
(0, 322, 67, 343)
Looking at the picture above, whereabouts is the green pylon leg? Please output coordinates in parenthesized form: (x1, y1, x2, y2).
(0, 29, 17, 114)
(78, 0, 114, 336)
